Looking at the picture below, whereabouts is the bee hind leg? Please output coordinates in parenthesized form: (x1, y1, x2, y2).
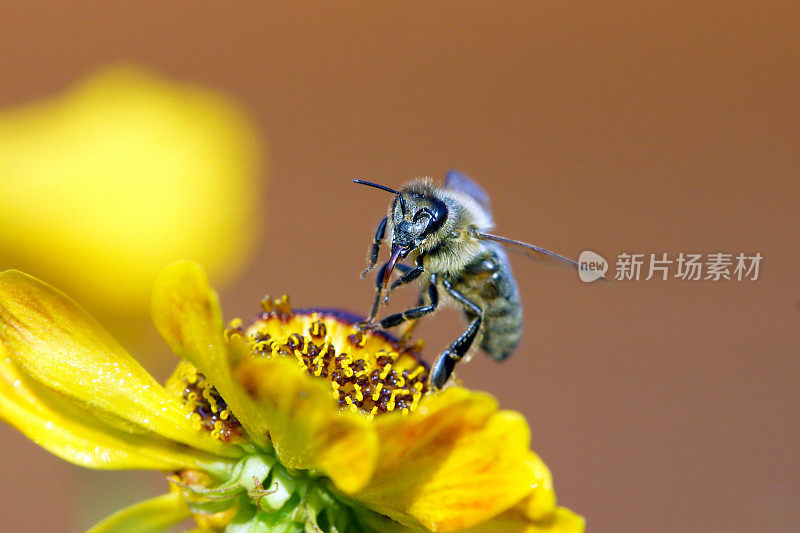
(430, 280, 483, 390)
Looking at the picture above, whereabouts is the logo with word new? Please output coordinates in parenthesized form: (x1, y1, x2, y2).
(578, 250, 608, 282)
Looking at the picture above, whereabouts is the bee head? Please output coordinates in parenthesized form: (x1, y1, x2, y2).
(353, 178, 449, 259)
(388, 190, 448, 258)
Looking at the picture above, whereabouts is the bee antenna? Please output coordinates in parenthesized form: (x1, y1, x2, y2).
(353, 179, 408, 212)
(352, 179, 400, 195)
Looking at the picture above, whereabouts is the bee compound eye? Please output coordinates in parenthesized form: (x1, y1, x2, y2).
(413, 209, 432, 223)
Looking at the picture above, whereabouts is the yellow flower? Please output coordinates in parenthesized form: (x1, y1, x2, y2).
(0, 261, 584, 532)
(0, 66, 264, 318)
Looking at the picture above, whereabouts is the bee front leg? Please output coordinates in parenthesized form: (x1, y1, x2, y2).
(430, 279, 483, 390)
(363, 261, 413, 325)
(361, 216, 388, 278)
(383, 253, 426, 303)
(399, 287, 431, 341)
(378, 274, 439, 329)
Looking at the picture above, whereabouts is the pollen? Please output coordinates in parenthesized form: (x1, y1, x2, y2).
(240, 296, 430, 416)
(173, 363, 243, 442)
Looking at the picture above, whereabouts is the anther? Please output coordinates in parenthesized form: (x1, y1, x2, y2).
(275, 295, 292, 315)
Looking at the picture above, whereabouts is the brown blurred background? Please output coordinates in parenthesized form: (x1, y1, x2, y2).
(1, 2, 798, 532)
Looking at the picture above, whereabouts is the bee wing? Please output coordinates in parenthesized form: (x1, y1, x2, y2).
(475, 231, 609, 282)
(444, 170, 492, 214)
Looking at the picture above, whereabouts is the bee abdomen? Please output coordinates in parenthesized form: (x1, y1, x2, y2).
(454, 247, 522, 362)
(479, 287, 522, 361)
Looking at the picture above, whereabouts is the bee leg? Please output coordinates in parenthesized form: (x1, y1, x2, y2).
(430, 280, 482, 390)
(399, 318, 420, 342)
(383, 253, 426, 303)
(378, 274, 439, 329)
(364, 261, 413, 324)
(360, 216, 388, 278)
(400, 288, 430, 341)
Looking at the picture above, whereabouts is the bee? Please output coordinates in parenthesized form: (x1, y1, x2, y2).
(354, 171, 603, 390)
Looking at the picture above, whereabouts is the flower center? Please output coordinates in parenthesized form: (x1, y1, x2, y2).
(182, 369, 243, 443)
(230, 295, 430, 419)
(168, 297, 433, 530)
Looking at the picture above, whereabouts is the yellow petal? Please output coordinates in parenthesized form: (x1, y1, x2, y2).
(0, 343, 227, 471)
(150, 261, 271, 449)
(352, 387, 537, 532)
(0, 270, 236, 458)
(87, 492, 191, 533)
(459, 506, 585, 533)
(516, 454, 558, 521)
(0, 65, 263, 318)
(235, 356, 379, 493)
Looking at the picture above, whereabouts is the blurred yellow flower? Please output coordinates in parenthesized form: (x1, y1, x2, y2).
(0, 262, 584, 532)
(0, 66, 264, 318)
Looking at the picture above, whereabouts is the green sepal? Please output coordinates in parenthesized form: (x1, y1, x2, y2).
(183, 454, 276, 517)
(251, 462, 298, 511)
